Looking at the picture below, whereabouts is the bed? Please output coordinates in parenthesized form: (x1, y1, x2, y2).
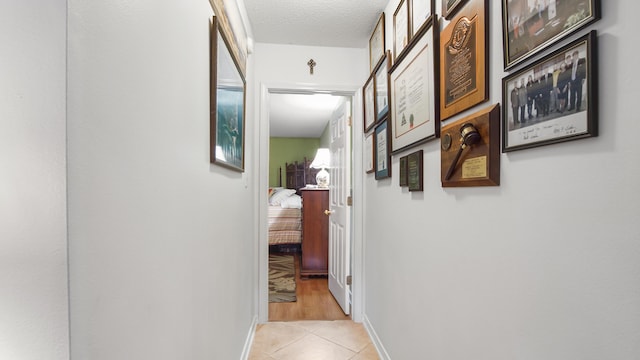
(268, 158, 318, 249)
(268, 188, 303, 246)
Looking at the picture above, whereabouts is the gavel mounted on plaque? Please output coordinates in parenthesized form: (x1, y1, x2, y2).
(444, 123, 481, 180)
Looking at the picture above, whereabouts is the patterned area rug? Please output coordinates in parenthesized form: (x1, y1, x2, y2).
(269, 254, 297, 302)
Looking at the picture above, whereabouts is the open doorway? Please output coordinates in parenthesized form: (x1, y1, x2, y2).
(267, 92, 349, 321)
(257, 85, 362, 323)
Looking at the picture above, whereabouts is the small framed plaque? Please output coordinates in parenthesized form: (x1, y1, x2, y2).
(407, 150, 424, 191)
(440, 0, 489, 121)
(399, 156, 408, 186)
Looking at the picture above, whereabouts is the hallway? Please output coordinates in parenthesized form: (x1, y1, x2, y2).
(248, 320, 379, 360)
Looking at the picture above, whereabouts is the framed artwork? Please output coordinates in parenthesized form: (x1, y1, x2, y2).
(374, 120, 391, 180)
(365, 133, 375, 173)
(389, 16, 439, 154)
(363, 73, 376, 132)
(440, 0, 489, 121)
(369, 13, 386, 73)
(375, 51, 391, 122)
(502, 0, 600, 70)
(442, 0, 468, 20)
(411, 0, 435, 35)
(209, 0, 247, 76)
(502, 31, 598, 152)
(393, 0, 411, 61)
(407, 150, 424, 191)
(211, 16, 246, 172)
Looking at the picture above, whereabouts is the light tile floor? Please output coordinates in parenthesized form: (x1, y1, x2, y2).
(248, 320, 380, 360)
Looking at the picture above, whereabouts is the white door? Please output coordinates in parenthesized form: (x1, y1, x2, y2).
(328, 98, 351, 314)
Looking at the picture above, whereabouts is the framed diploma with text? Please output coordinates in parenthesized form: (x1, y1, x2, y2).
(375, 51, 391, 122)
(363, 72, 376, 133)
(365, 132, 375, 173)
(389, 15, 439, 154)
(374, 120, 391, 180)
(393, 0, 410, 61)
(369, 13, 386, 73)
(411, 0, 435, 36)
(440, 0, 488, 121)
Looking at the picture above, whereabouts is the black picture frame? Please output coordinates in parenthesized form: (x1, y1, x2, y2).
(501, 0, 600, 70)
(502, 31, 598, 152)
(363, 72, 376, 133)
(369, 13, 386, 73)
(442, 0, 468, 20)
(374, 51, 391, 122)
(393, 0, 411, 61)
(390, 15, 440, 154)
(374, 119, 392, 180)
(211, 16, 246, 172)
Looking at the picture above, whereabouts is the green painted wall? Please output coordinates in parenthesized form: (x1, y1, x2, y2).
(269, 137, 320, 187)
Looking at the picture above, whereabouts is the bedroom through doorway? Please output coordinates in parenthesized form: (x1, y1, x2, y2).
(266, 91, 351, 322)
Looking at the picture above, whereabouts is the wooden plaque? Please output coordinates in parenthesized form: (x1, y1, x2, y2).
(399, 156, 408, 186)
(439, 0, 489, 121)
(440, 104, 500, 187)
(407, 150, 424, 191)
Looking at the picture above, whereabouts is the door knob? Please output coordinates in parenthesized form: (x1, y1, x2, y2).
(324, 209, 334, 216)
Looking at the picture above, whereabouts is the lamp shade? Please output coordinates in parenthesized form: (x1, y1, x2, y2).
(310, 148, 330, 169)
(310, 148, 330, 187)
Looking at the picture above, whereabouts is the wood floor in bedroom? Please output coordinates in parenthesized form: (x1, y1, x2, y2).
(269, 253, 350, 321)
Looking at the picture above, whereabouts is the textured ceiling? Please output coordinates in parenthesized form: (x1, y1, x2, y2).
(243, 0, 388, 48)
(243, 0, 387, 137)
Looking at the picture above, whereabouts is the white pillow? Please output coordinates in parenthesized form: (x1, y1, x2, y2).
(280, 194, 302, 209)
(269, 188, 296, 206)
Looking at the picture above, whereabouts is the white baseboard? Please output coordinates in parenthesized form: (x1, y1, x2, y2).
(239, 315, 259, 360)
(362, 314, 391, 360)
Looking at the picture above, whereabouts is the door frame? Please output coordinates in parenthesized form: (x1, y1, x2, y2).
(256, 82, 364, 323)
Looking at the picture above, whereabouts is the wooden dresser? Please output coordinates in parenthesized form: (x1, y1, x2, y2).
(300, 188, 329, 277)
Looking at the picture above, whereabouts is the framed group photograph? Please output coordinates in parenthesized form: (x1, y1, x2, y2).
(411, 0, 435, 36)
(501, 31, 598, 152)
(389, 15, 439, 154)
(374, 120, 391, 180)
(375, 51, 391, 122)
(369, 13, 386, 73)
(210, 16, 246, 172)
(440, 0, 489, 121)
(393, 0, 411, 61)
(363, 73, 376, 132)
(443, 0, 467, 20)
(502, 0, 600, 69)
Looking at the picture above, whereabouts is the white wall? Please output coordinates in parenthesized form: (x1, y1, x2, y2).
(363, 1, 640, 359)
(0, 1, 69, 359)
(67, 0, 256, 358)
(251, 43, 368, 321)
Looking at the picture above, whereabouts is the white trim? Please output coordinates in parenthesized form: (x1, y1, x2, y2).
(239, 315, 259, 360)
(257, 81, 364, 323)
(363, 314, 391, 360)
